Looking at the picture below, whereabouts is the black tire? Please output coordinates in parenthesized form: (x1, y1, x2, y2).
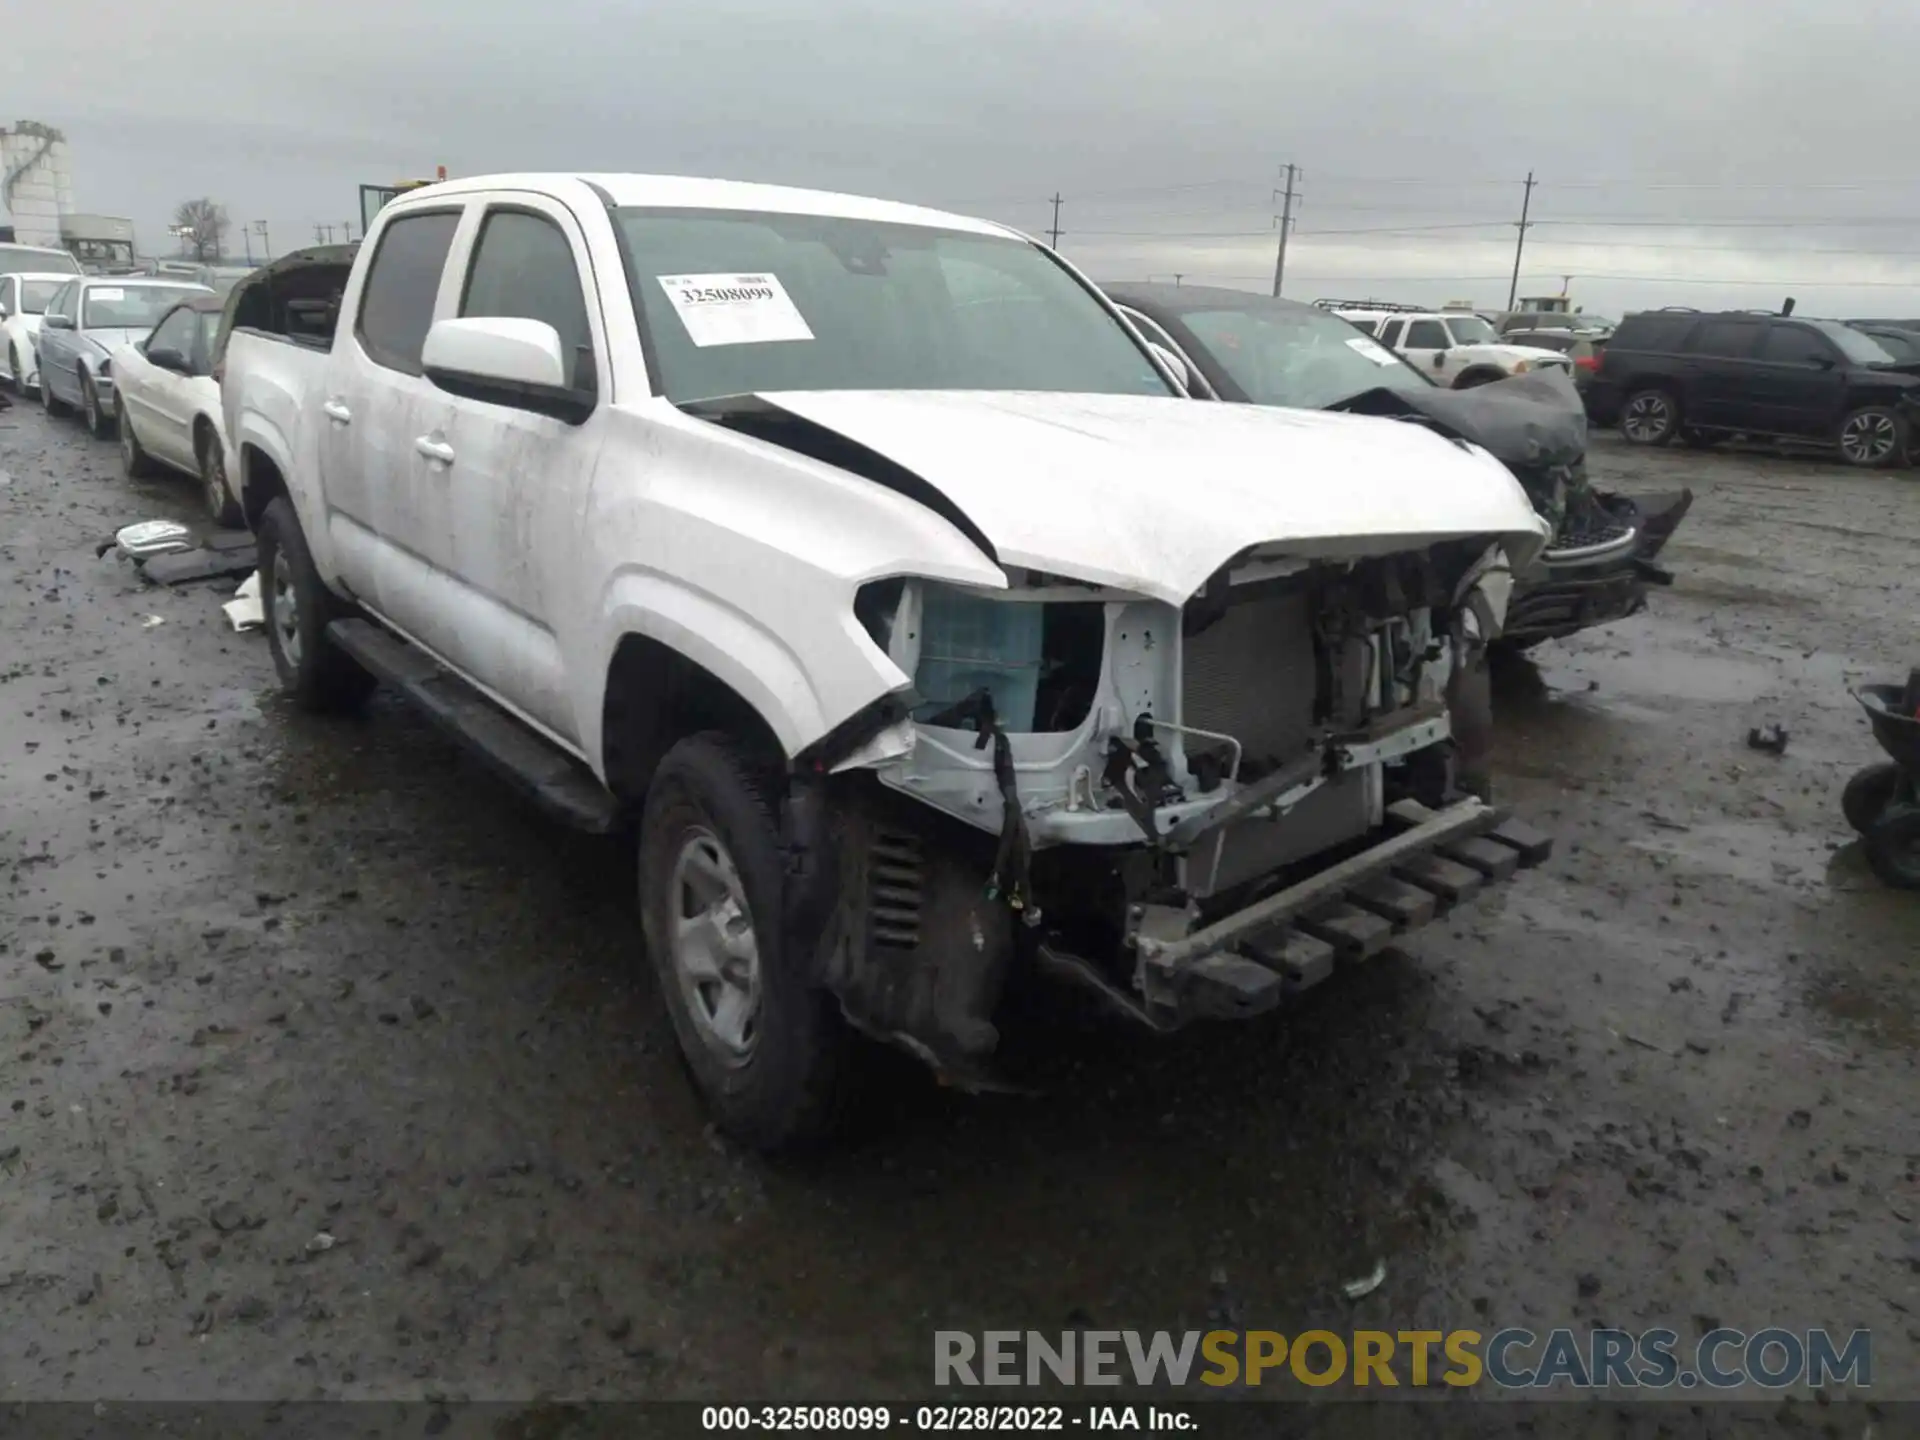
(1837, 405, 1906, 469)
(1679, 428, 1724, 449)
(256, 496, 375, 713)
(1864, 805, 1920, 890)
(117, 394, 157, 477)
(1842, 761, 1905, 835)
(638, 732, 859, 1151)
(41, 367, 67, 417)
(81, 377, 114, 439)
(198, 430, 243, 527)
(1620, 388, 1679, 446)
(7, 346, 21, 392)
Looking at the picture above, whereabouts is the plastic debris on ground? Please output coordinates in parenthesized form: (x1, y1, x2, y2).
(1341, 1260, 1387, 1299)
(111, 519, 194, 559)
(223, 572, 264, 632)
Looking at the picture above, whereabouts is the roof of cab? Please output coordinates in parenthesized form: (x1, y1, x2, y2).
(388, 172, 1022, 241)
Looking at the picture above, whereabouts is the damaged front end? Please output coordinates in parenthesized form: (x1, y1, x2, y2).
(792, 544, 1549, 1080)
(1333, 370, 1692, 647)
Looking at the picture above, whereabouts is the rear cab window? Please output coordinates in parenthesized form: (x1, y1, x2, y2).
(356, 210, 462, 374)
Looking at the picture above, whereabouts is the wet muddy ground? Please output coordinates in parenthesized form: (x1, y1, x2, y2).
(1, 398, 1916, 1403)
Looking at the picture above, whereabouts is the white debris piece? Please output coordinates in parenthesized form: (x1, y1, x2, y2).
(222, 571, 263, 632)
(1341, 1260, 1387, 1299)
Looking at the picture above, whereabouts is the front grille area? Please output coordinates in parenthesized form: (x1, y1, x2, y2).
(1181, 590, 1369, 772)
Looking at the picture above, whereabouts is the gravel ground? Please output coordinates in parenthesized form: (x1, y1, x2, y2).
(1, 394, 1916, 1405)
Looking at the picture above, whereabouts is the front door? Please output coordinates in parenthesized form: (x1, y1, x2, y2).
(1748, 322, 1847, 437)
(135, 304, 201, 468)
(415, 197, 610, 743)
(1398, 317, 1454, 384)
(319, 206, 465, 641)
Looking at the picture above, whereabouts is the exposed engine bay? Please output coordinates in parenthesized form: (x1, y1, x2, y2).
(798, 542, 1522, 1079)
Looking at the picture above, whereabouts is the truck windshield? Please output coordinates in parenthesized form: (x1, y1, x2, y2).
(614, 208, 1172, 403)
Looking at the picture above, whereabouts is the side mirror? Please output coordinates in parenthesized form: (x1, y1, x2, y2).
(422, 316, 593, 423)
(44, 313, 74, 330)
(149, 347, 189, 373)
(1431, 349, 1448, 368)
(1810, 354, 1836, 370)
(1147, 342, 1191, 397)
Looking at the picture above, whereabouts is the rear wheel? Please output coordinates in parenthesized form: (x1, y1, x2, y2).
(639, 733, 860, 1151)
(81, 378, 114, 438)
(1620, 389, 1679, 446)
(256, 497, 375, 712)
(118, 395, 157, 477)
(198, 431, 243, 527)
(1837, 405, 1904, 468)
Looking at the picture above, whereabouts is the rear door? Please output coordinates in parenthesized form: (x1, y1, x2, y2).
(1749, 322, 1846, 437)
(38, 281, 80, 401)
(414, 195, 611, 741)
(1681, 317, 1765, 430)
(319, 204, 466, 637)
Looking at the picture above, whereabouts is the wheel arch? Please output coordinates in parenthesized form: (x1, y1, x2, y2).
(600, 631, 792, 806)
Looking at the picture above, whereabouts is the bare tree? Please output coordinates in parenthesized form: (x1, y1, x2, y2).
(171, 198, 230, 262)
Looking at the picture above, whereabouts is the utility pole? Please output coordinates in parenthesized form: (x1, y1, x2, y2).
(243, 228, 253, 264)
(1271, 163, 1298, 298)
(1047, 193, 1063, 249)
(255, 221, 270, 260)
(1506, 171, 1536, 310)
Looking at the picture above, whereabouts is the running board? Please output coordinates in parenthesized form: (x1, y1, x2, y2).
(326, 619, 623, 834)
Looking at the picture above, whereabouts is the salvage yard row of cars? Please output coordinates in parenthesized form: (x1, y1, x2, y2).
(16, 171, 1909, 1150)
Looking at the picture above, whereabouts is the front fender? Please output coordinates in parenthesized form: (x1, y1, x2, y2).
(590, 568, 903, 766)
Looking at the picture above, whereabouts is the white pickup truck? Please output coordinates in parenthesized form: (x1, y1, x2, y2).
(220, 173, 1552, 1149)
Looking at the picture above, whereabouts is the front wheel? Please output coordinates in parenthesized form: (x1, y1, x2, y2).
(199, 433, 243, 527)
(81, 378, 114, 439)
(256, 497, 375, 713)
(41, 367, 67, 417)
(118, 395, 157, 477)
(8, 346, 21, 392)
(1837, 406, 1905, 469)
(639, 733, 860, 1151)
(1620, 389, 1679, 446)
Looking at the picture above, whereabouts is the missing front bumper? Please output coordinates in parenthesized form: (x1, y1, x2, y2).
(1036, 800, 1553, 1029)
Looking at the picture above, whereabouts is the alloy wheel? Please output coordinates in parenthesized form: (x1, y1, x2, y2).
(1622, 393, 1672, 443)
(1840, 411, 1897, 466)
(667, 827, 762, 1064)
(270, 548, 302, 670)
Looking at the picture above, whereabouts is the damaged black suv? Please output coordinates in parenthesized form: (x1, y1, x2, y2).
(1103, 283, 1692, 649)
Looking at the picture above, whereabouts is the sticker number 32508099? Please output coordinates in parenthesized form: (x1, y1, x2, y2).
(656, 272, 815, 348)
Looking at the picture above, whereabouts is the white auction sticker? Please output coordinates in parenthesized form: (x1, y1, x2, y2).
(656, 273, 814, 348)
(1345, 336, 1400, 366)
(90, 287, 127, 302)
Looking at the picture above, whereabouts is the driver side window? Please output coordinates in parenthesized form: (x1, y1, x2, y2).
(1404, 319, 1449, 349)
(147, 306, 197, 366)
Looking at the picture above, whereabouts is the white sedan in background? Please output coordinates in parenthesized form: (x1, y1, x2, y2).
(0, 272, 76, 393)
(112, 292, 242, 525)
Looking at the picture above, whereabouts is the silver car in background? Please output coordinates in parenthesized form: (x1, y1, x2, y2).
(34, 277, 210, 437)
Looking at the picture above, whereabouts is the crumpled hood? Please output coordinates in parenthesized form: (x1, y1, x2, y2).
(746, 389, 1549, 603)
(1335, 369, 1589, 471)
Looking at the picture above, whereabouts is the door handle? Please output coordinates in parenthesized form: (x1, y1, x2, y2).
(414, 436, 455, 466)
(322, 399, 352, 424)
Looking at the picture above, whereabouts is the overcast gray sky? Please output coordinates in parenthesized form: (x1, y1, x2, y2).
(12, 0, 1920, 316)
